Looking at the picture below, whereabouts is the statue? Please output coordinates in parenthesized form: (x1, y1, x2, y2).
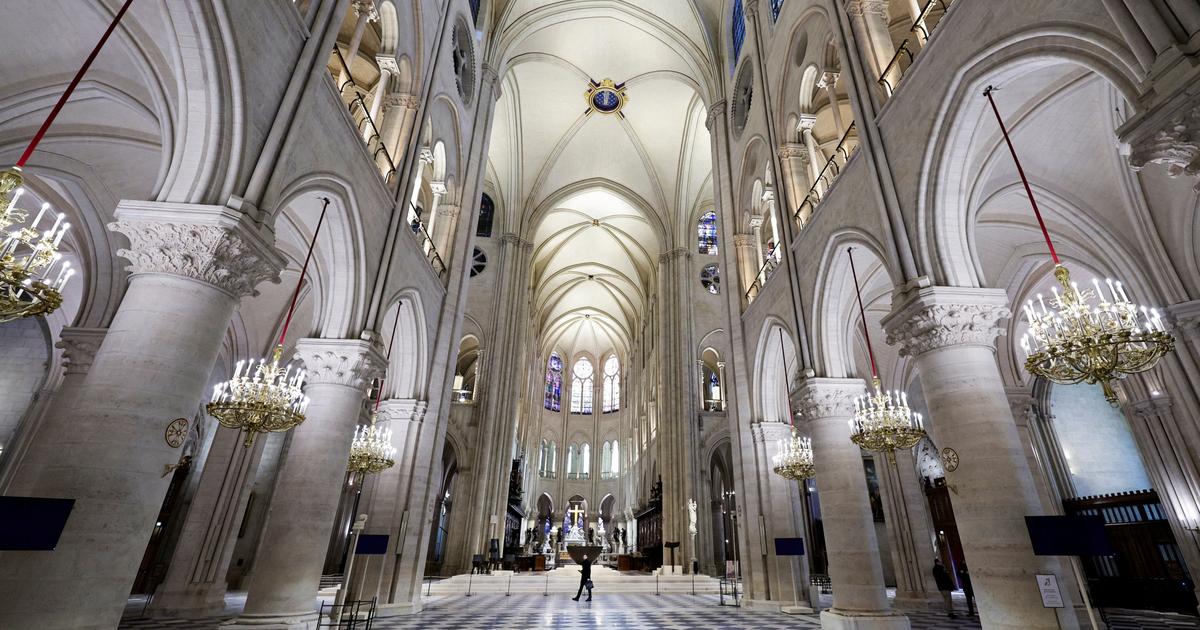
(687, 498, 698, 537)
(598, 517, 609, 554)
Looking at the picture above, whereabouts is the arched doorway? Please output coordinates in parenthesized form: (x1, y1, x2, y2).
(425, 440, 458, 575)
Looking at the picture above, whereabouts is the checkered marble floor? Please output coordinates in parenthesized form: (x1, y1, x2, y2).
(119, 592, 1198, 629)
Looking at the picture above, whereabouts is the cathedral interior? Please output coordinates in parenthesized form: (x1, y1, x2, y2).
(1, 1, 1200, 629)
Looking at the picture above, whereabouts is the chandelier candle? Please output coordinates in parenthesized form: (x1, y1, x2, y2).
(984, 86, 1174, 405)
(846, 247, 926, 460)
(770, 328, 816, 481)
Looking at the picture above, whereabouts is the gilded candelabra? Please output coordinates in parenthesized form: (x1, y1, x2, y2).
(207, 345, 309, 447)
(772, 429, 816, 481)
(850, 377, 926, 458)
(348, 413, 396, 475)
(0, 168, 73, 322)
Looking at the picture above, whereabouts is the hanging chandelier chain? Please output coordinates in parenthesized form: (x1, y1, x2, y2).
(983, 85, 1060, 265)
(278, 197, 330, 347)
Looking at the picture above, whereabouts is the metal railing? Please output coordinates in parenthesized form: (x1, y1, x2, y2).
(743, 253, 780, 305)
(600, 471, 618, 480)
(317, 596, 376, 629)
(877, 0, 954, 96)
(793, 123, 859, 228)
(566, 472, 590, 481)
(407, 204, 447, 280)
(331, 47, 398, 185)
(539, 470, 557, 479)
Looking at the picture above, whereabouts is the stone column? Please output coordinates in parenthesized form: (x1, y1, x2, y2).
(798, 115, 824, 184)
(777, 143, 811, 222)
(145, 425, 267, 616)
(0, 327, 107, 494)
(0, 202, 282, 630)
(819, 72, 846, 138)
(877, 449, 941, 608)
(844, 0, 897, 89)
(734, 234, 759, 299)
(231, 338, 384, 629)
(424, 180, 446, 254)
(367, 56, 396, 129)
(883, 286, 1078, 630)
(433, 203, 460, 259)
(341, 0, 378, 84)
(749, 214, 766, 277)
(380, 93, 419, 162)
(751, 421, 813, 610)
(348, 398, 427, 603)
(797, 377, 909, 630)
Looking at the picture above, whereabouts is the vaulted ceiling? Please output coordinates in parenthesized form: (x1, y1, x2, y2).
(486, 0, 717, 358)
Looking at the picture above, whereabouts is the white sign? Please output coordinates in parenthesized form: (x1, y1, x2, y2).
(1036, 573, 1064, 608)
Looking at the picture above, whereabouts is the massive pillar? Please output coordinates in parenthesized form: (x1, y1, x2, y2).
(750, 420, 813, 610)
(798, 377, 909, 630)
(146, 425, 267, 616)
(231, 338, 384, 629)
(876, 449, 940, 607)
(883, 287, 1078, 630)
(0, 202, 282, 630)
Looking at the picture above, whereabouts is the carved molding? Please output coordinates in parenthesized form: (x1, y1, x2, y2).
(777, 142, 809, 164)
(794, 378, 864, 420)
(706, 100, 727, 131)
(376, 55, 400, 75)
(733, 233, 756, 248)
(429, 180, 448, 196)
(883, 287, 1011, 358)
(437, 204, 461, 218)
(1128, 102, 1200, 191)
(382, 92, 419, 113)
(845, 0, 889, 20)
(57, 327, 108, 376)
(658, 248, 689, 263)
(750, 420, 792, 444)
(294, 338, 386, 389)
(818, 71, 840, 90)
(352, 0, 379, 21)
(377, 398, 429, 424)
(109, 202, 283, 299)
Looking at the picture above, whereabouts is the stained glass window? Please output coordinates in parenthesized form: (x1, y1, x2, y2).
(697, 211, 718, 255)
(701, 264, 721, 294)
(570, 357, 594, 414)
(544, 353, 563, 411)
(477, 193, 494, 237)
(770, 0, 785, 22)
(469, 0, 480, 23)
(732, 0, 746, 72)
(602, 355, 620, 413)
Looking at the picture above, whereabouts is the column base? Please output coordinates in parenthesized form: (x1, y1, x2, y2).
(890, 593, 943, 610)
(376, 601, 423, 616)
(143, 588, 227, 618)
(781, 604, 816, 614)
(221, 611, 319, 629)
(820, 609, 911, 630)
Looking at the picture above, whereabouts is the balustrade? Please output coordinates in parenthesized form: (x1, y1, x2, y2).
(331, 47, 398, 185)
(793, 123, 859, 228)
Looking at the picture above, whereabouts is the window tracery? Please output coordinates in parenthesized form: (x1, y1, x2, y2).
(602, 355, 620, 412)
(570, 357, 594, 414)
(544, 353, 563, 411)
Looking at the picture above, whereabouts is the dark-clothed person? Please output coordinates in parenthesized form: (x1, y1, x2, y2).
(932, 558, 956, 618)
(572, 555, 593, 601)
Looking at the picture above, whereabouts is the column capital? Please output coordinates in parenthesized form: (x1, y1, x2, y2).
(733, 233, 756, 248)
(1132, 394, 1174, 418)
(706, 100, 727, 131)
(817, 71, 840, 90)
(382, 92, 419, 114)
(418, 145, 435, 164)
(1167, 299, 1200, 336)
(56, 327, 108, 376)
(377, 398, 429, 424)
(376, 54, 400, 75)
(882, 287, 1011, 358)
(794, 377, 866, 420)
(1127, 101, 1200, 191)
(437, 203, 461, 218)
(1005, 386, 1037, 425)
(797, 113, 818, 131)
(500, 232, 532, 248)
(777, 142, 810, 164)
(743, 0, 760, 19)
(352, 0, 379, 21)
(294, 338, 386, 389)
(109, 201, 284, 299)
(658, 248, 689, 263)
(845, 0, 889, 19)
(750, 420, 792, 444)
(429, 180, 448, 196)
(481, 63, 502, 95)
(748, 214, 765, 229)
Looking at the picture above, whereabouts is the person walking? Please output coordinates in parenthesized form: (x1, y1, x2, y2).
(572, 554, 593, 602)
(957, 562, 976, 616)
(932, 558, 956, 618)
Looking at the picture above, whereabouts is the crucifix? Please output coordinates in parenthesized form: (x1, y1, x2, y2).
(568, 504, 586, 529)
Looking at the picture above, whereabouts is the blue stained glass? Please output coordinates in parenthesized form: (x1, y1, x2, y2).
(592, 90, 620, 112)
(545, 353, 563, 411)
(697, 210, 718, 255)
(469, 0, 481, 23)
(732, 0, 746, 72)
(770, 0, 785, 22)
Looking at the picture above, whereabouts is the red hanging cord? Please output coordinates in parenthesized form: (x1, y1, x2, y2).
(847, 247, 879, 379)
(779, 327, 794, 426)
(278, 197, 330, 347)
(374, 303, 402, 412)
(16, 0, 134, 168)
(983, 86, 1061, 265)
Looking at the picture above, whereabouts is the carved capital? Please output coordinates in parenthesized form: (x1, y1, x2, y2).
(429, 180, 448, 196)
(706, 100, 728, 131)
(882, 287, 1011, 357)
(817, 72, 840, 90)
(382, 92, 419, 114)
(109, 201, 284, 299)
(777, 142, 810, 164)
(743, 0, 760, 19)
(377, 398, 429, 424)
(1167, 299, 1200, 338)
(294, 338, 386, 389)
(352, 0, 379, 21)
(845, 0, 889, 20)
(1132, 395, 1174, 419)
(797, 113, 817, 131)
(376, 55, 400, 76)
(733, 233, 756, 248)
(1127, 102, 1200, 191)
(57, 327, 108, 376)
(437, 203, 461, 218)
(418, 146, 435, 164)
(658, 248, 689, 263)
(794, 377, 865, 420)
(748, 214, 765, 229)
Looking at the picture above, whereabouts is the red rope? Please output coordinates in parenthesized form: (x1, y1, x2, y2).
(847, 247, 879, 379)
(17, 0, 134, 168)
(375, 303, 402, 412)
(983, 86, 1060, 264)
(779, 327, 793, 426)
(278, 197, 330, 346)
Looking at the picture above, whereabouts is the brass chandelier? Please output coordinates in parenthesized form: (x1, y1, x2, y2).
(846, 248, 926, 459)
(0, 0, 132, 322)
(772, 430, 815, 481)
(348, 304, 401, 476)
(1, 173, 73, 322)
(770, 328, 816, 481)
(208, 198, 330, 447)
(984, 86, 1173, 405)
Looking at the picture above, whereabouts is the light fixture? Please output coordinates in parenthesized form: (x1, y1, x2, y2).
(584, 78, 629, 117)
(207, 197, 331, 447)
(984, 86, 1173, 406)
(0, 0, 132, 322)
(347, 300, 401, 476)
(846, 248, 926, 460)
(0, 178, 72, 322)
(770, 329, 815, 481)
